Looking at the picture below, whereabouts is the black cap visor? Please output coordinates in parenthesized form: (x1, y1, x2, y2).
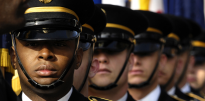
(163, 47, 178, 58)
(133, 42, 161, 53)
(194, 56, 205, 65)
(79, 41, 91, 51)
(95, 40, 130, 53)
(13, 30, 79, 41)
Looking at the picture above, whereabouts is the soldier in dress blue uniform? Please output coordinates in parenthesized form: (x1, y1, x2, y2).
(164, 15, 205, 101)
(128, 11, 177, 101)
(73, 5, 106, 97)
(9, 0, 95, 100)
(158, 15, 197, 101)
(189, 33, 205, 99)
(157, 14, 184, 101)
(0, 65, 18, 101)
(88, 4, 148, 101)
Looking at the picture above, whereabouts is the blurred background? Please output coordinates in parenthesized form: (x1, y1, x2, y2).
(0, 0, 205, 95)
(93, 0, 205, 29)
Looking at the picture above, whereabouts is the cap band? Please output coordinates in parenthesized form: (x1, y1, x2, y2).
(147, 27, 162, 34)
(192, 41, 205, 48)
(82, 24, 94, 32)
(25, 7, 79, 21)
(106, 23, 135, 36)
(168, 33, 180, 41)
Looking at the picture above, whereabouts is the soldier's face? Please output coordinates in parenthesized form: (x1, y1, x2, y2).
(187, 62, 205, 90)
(89, 49, 133, 87)
(73, 48, 90, 90)
(73, 47, 99, 94)
(175, 51, 190, 81)
(158, 55, 178, 86)
(128, 50, 160, 85)
(11, 38, 83, 93)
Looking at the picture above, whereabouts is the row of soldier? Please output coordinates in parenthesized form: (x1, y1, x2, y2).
(0, 0, 205, 101)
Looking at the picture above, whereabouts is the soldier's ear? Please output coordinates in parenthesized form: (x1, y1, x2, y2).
(88, 58, 99, 78)
(10, 46, 17, 69)
(75, 48, 83, 69)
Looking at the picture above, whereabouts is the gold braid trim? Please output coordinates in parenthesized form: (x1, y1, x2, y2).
(0, 48, 14, 75)
(88, 96, 112, 101)
(25, 7, 79, 21)
(12, 70, 22, 96)
(170, 95, 186, 101)
(187, 93, 205, 101)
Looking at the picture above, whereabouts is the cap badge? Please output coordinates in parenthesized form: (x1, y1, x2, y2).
(39, 0, 52, 4)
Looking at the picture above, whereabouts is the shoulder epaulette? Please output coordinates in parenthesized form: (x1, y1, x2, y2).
(170, 95, 185, 101)
(88, 96, 112, 101)
(200, 92, 205, 99)
(187, 92, 205, 101)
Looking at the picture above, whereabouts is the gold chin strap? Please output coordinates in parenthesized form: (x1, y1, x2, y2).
(187, 93, 205, 101)
(25, 7, 79, 21)
(82, 24, 94, 32)
(192, 41, 205, 48)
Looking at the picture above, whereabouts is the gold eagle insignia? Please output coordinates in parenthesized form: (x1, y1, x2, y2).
(39, 0, 52, 4)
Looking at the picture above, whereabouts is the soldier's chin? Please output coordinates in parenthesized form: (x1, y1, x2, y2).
(90, 81, 113, 87)
(34, 78, 58, 85)
(128, 79, 147, 85)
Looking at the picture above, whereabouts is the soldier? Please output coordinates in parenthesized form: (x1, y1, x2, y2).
(0, 0, 29, 34)
(73, 5, 106, 97)
(88, 4, 148, 101)
(9, 0, 95, 100)
(170, 16, 205, 100)
(188, 32, 205, 98)
(158, 15, 195, 101)
(128, 11, 177, 101)
(0, 65, 18, 101)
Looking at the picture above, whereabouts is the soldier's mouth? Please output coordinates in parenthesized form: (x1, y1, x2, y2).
(35, 65, 57, 77)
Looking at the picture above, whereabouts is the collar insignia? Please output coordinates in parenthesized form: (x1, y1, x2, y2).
(39, 0, 52, 4)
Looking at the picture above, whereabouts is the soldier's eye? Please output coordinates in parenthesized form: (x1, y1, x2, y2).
(54, 43, 66, 47)
(26, 42, 39, 46)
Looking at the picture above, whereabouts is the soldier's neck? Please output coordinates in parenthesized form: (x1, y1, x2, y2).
(177, 74, 188, 89)
(22, 83, 72, 101)
(128, 80, 158, 100)
(80, 80, 89, 97)
(88, 82, 128, 101)
(165, 74, 177, 92)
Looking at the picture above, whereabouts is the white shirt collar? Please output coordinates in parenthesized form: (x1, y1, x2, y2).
(117, 92, 128, 101)
(139, 85, 161, 101)
(167, 86, 176, 96)
(180, 83, 191, 93)
(22, 92, 32, 101)
(22, 87, 73, 101)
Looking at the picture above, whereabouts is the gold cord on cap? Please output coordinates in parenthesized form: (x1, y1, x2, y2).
(168, 33, 180, 41)
(82, 24, 94, 32)
(192, 41, 205, 48)
(25, 7, 79, 21)
(147, 27, 163, 34)
(106, 23, 135, 36)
